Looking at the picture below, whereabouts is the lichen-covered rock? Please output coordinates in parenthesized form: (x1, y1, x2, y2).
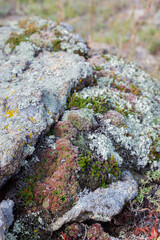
(2, 16, 89, 56)
(0, 199, 14, 240)
(1, 17, 160, 239)
(50, 171, 138, 231)
(0, 18, 92, 188)
(68, 54, 160, 170)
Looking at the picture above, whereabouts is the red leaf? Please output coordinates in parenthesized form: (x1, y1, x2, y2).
(150, 226, 158, 239)
(139, 227, 148, 234)
(135, 228, 140, 236)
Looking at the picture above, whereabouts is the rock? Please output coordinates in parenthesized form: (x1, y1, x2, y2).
(0, 199, 14, 240)
(72, 54, 160, 170)
(50, 171, 138, 231)
(0, 18, 92, 188)
(1, 17, 160, 239)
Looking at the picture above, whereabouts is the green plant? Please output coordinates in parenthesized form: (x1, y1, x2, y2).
(5, 21, 40, 51)
(5, 33, 28, 51)
(92, 66, 104, 71)
(52, 39, 61, 51)
(67, 92, 111, 114)
(136, 170, 160, 209)
(78, 152, 121, 189)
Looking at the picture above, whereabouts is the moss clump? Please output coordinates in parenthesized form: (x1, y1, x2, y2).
(67, 93, 111, 114)
(24, 22, 40, 36)
(5, 22, 40, 51)
(5, 21, 40, 51)
(5, 33, 28, 51)
(34, 139, 80, 216)
(78, 151, 121, 190)
(92, 66, 104, 71)
(52, 39, 61, 52)
(18, 18, 29, 28)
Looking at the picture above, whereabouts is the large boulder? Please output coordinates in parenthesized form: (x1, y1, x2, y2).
(0, 17, 160, 239)
(0, 17, 92, 188)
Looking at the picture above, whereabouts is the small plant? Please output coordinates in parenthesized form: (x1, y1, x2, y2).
(52, 39, 61, 51)
(148, 137, 160, 162)
(136, 169, 160, 209)
(78, 151, 121, 189)
(67, 92, 111, 114)
(5, 33, 27, 51)
(5, 22, 40, 51)
(54, 120, 77, 140)
(24, 22, 40, 36)
(92, 66, 104, 71)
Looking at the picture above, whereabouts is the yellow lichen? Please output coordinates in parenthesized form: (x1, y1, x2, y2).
(5, 108, 18, 118)
(2, 125, 9, 130)
(28, 116, 37, 123)
(11, 90, 16, 96)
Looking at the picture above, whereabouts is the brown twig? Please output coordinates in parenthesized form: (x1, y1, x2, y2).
(57, 0, 64, 23)
(81, 223, 87, 240)
(89, 0, 94, 41)
(123, 0, 153, 56)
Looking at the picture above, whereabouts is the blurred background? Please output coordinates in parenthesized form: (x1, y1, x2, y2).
(0, 0, 160, 80)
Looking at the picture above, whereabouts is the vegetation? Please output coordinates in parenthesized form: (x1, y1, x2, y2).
(67, 92, 111, 114)
(5, 21, 40, 50)
(78, 151, 121, 189)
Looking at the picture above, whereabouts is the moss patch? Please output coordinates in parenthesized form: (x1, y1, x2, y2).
(78, 151, 121, 190)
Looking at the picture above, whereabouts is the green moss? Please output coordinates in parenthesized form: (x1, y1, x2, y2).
(92, 66, 104, 71)
(67, 92, 110, 114)
(101, 54, 111, 61)
(5, 22, 40, 51)
(52, 39, 61, 52)
(78, 151, 121, 190)
(5, 33, 28, 51)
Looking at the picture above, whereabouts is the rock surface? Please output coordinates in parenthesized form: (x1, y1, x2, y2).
(0, 199, 14, 240)
(0, 18, 92, 188)
(50, 171, 138, 231)
(0, 17, 160, 240)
